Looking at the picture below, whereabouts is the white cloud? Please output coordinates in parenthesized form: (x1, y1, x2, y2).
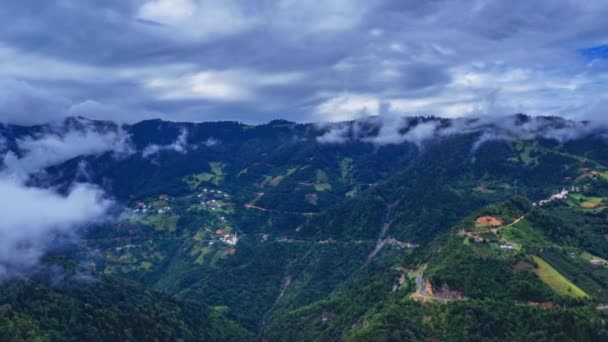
(0, 121, 129, 280)
(145, 69, 303, 102)
(2, 1, 608, 124)
(142, 127, 190, 158)
(3, 123, 133, 179)
(276, 0, 368, 33)
(137, 0, 256, 41)
(0, 180, 111, 279)
(316, 114, 607, 148)
(314, 93, 383, 122)
(316, 124, 351, 144)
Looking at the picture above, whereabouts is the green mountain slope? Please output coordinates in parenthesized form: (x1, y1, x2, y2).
(0, 276, 252, 341)
(2, 115, 608, 339)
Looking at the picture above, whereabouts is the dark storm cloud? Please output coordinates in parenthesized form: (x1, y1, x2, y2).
(1, 0, 608, 124)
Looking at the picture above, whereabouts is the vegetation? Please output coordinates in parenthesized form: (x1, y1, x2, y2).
(532, 256, 588, 298)
(3, 116, 608, 339)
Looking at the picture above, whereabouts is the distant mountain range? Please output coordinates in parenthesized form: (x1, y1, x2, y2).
(1, 114, 608, 340)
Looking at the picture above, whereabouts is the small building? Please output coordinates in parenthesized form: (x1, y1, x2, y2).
(590, 259, 604, 266)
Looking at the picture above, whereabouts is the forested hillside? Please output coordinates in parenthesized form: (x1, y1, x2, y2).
(1, 115, 608, 340)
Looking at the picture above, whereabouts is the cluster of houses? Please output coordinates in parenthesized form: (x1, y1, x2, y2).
(196, 188, 231, 211)
(220, 232, 238, 246)
(211, 228, 239, 246)
(534, 186, 580, 206)
(132, 202, 173, 214)
(590, 258, 607, 266)
(197, 188, 230, 199)
(132, 194, 173, 214)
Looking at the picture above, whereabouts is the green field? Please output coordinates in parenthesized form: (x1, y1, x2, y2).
(569, 194, 604, 208)
(501, 220, 550, 247)
(532, 256, 588, 298)
(209, 162, 225, 185)
(184, 172, 215, 189)
(582, 197, 603, 208)
(314, 183, 332, 191)
(144, 214, 180, 232)
(183, 162, 225, 188)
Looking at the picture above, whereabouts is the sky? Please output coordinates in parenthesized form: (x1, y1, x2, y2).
(1, 0, 608, 125)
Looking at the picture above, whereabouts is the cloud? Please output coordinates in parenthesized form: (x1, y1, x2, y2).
(274, 0, 369, 34)
(316, 124, 352, 144)
(202, 137, 220, 147)
(136, 0, 257, 41)
(314, 93, 385, 122)
(144, 69, 303, 102)
(316, 114, 608, 148)
(0, 120, 132, 280)
(0, 180, 111, 280)
(2, 120, 133, 179)
(142, 127, 190, 158)
(1, 1, 608, 123)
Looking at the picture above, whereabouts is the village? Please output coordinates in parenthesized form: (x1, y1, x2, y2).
(533, 186, 580, 207)
(123, 187, 241, 249)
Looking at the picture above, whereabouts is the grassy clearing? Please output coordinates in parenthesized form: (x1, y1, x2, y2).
(209, 162, 224, 185)
(209, 162, 223, 175)
(314, 183, 332, 192)
(139, 261, 153, 271)
(532, 256, 588, 298)
(183, 161, 225, 188)
(269, 175, 284, 186)
(184, 172, 215, 189)
(346, 188, 357, 198)
(582, 197, 603, 208)
(501, 220, 550, 247)
(569, 194, 604, 208)
(340, 157, 354, 182)
(263, 167, 299, 187)
(144, 214, 180, 232)
(600, 171, 608, 182)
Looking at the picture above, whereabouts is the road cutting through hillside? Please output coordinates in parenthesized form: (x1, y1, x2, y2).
(244, 192, 319, 216)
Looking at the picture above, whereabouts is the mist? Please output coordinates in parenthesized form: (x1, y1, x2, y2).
(316, 114, 608, 149)
(142, 128, 191, 158)
(0, 120, 132, 281)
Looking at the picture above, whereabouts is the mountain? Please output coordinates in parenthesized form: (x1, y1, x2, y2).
(1, 114, 608, 340)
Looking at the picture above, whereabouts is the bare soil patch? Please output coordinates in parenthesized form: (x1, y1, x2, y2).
(475, 215, 503, 227)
